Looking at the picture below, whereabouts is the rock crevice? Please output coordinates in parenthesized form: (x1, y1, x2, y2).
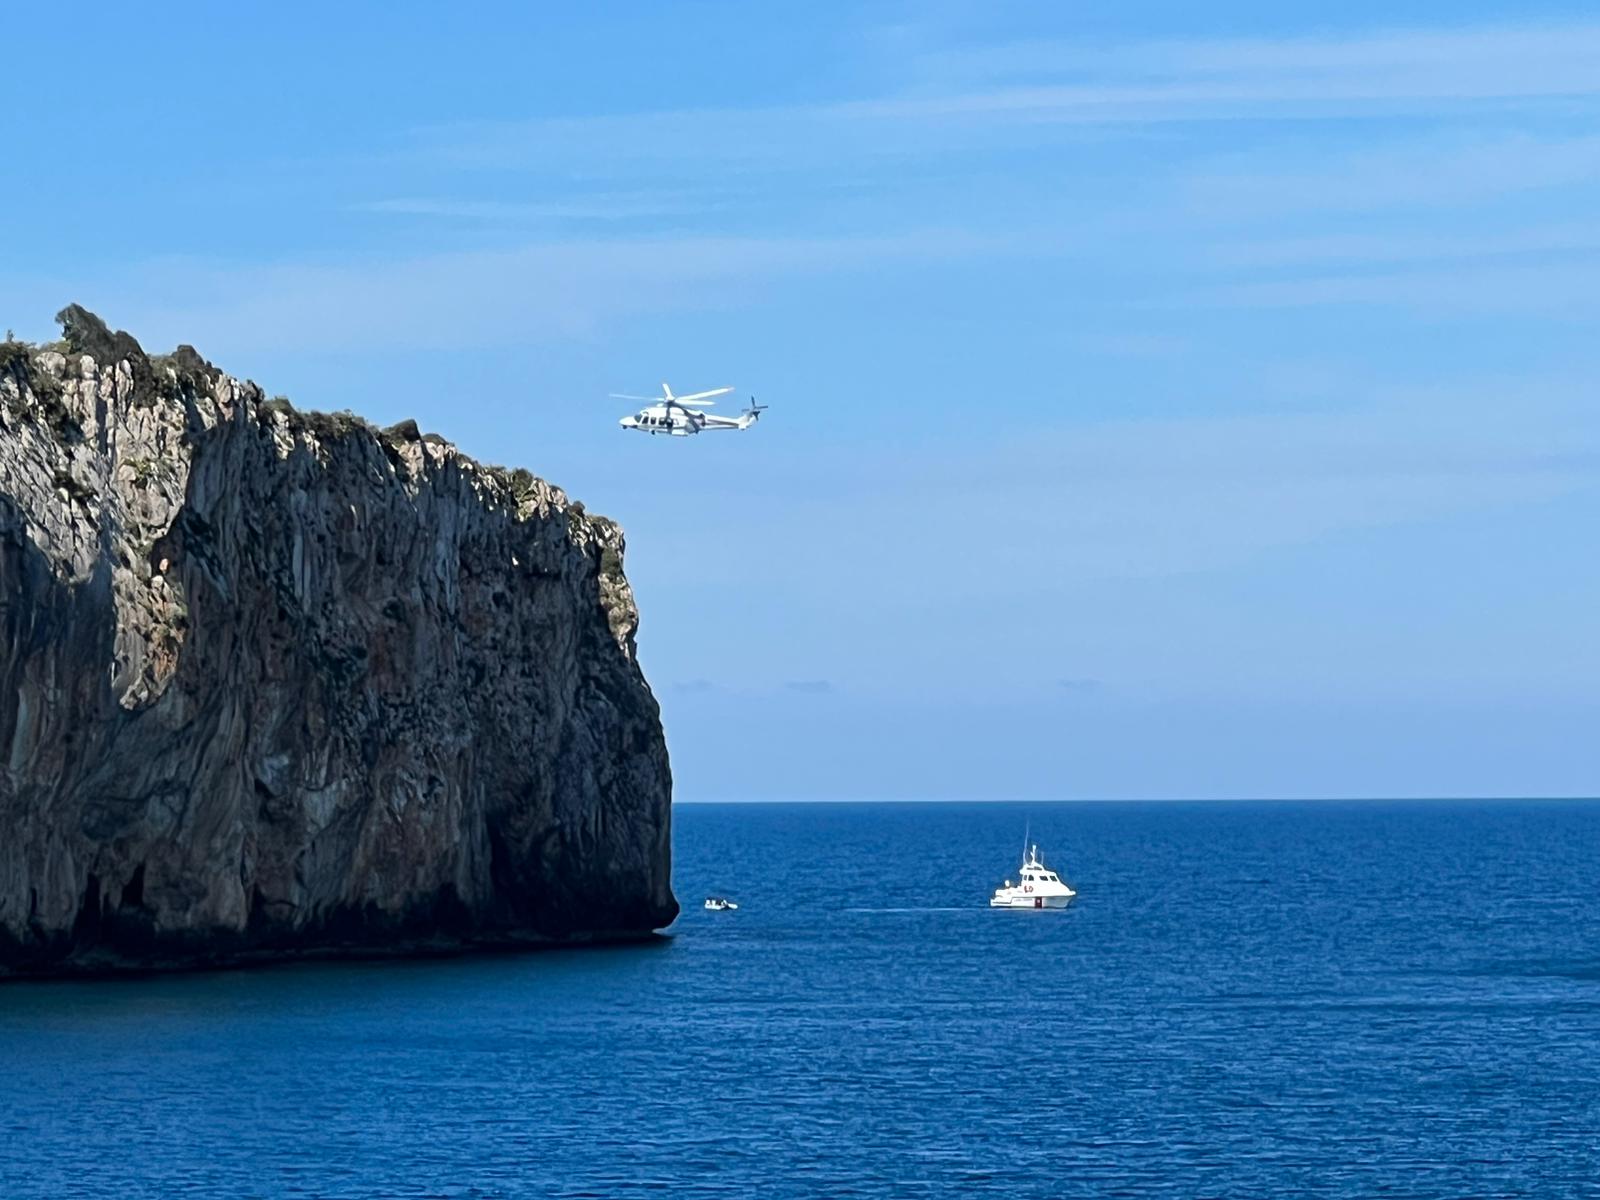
(0, 309, 675, 975)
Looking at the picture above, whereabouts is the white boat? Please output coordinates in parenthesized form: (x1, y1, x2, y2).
(703, 896, 739, 911)
(990, 842, 1076, 909)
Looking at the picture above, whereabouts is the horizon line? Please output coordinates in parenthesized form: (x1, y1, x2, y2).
(672, 795, 1600, 805)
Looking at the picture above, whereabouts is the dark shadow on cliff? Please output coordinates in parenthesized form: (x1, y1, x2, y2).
(0, 929, 674, 986)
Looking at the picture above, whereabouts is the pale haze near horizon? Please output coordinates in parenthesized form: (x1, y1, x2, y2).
(3, 2, 1596, 800)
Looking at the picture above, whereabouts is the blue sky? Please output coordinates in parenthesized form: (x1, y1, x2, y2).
(5, 2, 1598, 799)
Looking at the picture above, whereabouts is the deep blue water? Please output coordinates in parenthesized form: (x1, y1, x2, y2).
(3, 801, 1599, 1197)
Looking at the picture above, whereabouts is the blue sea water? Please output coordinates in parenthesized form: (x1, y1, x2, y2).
(2, 800, 1599, 1198)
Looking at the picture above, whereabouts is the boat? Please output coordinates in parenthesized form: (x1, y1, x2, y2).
(703, 896, 739, 911)
(989, 842, 1076, 909)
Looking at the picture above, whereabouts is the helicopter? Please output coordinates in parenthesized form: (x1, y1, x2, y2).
(612, 383, 767, 437)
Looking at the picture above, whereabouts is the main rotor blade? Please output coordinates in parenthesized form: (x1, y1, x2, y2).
(609, 393, 657, 401)
(672, 387, 734, 404)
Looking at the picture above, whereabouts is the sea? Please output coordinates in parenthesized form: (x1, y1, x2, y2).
(2, 800, 1598, 1198)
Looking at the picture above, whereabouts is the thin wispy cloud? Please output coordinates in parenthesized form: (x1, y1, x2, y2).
(1199, 259, 1600, 313)
(1201, 222, 1600, 271)
(354, 196, 722, 222)
(336, 20, 1600, 338)
(1182, 134, 1600, 219)
(411, 21, 1600, 180)
(21, 18, 1593, 358)
(671, 369, 1600, 595)
(75, 228, 1016, 355)
(783, 680, 835, 695)
(904, 24, 1600, 111)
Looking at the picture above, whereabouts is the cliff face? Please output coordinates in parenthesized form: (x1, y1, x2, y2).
(0, 308, 675, 976)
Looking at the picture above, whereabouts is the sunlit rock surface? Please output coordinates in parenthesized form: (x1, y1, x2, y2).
(0, 307, 675, 975)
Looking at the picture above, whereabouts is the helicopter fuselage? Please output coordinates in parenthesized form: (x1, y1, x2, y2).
(619, 400, 760, 436)
(620, 404, 699, 435)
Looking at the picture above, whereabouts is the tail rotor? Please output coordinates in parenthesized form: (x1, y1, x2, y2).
(738, 397, 768, 429)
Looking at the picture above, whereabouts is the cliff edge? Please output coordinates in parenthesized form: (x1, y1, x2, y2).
(0, 307, 676, 976)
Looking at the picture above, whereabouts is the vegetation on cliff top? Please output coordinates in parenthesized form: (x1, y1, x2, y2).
(2, 329, 78, 443)
(10, 306, 587, 525)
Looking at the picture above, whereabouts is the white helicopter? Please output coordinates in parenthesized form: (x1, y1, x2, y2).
(612, 384, 767, 437)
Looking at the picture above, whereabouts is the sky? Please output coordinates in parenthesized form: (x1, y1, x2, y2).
(3, 1, 1597, 800)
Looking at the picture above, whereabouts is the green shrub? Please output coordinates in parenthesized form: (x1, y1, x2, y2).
(149, 347, 215, 405)
(56, 304, 143, 364)
(0, 338, 30, 375)
(0, 339, 61, 401)
(298, 408, 375, 440)
(55, 305, 162, 407)
(382, 418, 422, 444)
(258, 395, 295, 422)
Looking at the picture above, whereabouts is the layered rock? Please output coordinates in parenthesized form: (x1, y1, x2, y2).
(0, 307, 675, 975)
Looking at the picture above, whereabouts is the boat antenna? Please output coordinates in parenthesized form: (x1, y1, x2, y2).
(1022, 819, 1030, 865)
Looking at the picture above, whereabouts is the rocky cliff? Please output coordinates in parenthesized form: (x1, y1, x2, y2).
(0, 307, 676, 976)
